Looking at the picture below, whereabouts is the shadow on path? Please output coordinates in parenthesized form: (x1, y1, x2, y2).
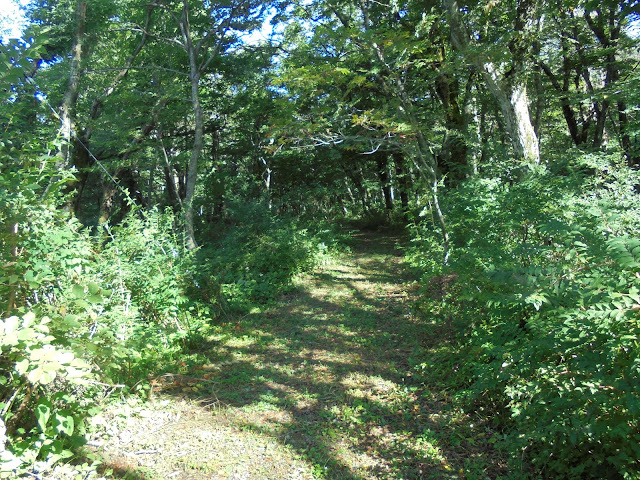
(96, 230, 498, 480)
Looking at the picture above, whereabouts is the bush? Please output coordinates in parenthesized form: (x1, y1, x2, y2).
(98, 208, 195, 327)
(195, 201, 336, 311)
(0, 200, 201, 474)
(0, 312, 93, 478)
(408, 153, 640, 479)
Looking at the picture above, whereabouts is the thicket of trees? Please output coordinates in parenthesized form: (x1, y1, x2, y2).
(1, 0, 639, 478)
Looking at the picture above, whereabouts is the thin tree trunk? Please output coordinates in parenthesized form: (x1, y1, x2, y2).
(435, 70, 468, 183)
(391, 72, 450, 261)
(72, 137, 92, 214)
(412, 128, 450, 264)
(393, 152, 410, 221)
(86, 5, 154, 140)
(161, 137, 183, 211)
(532, 64, 545, 140)
(98, 99, 166, 224)
(184, 64, 202, 250)
(175, 0, 235, 249)
(98, 180, 117, 225)
(346, 167, 369, 214)
(42, 0, 87, 201)
(536, 16, 593, 147)
(355, 0, 449, 261)
(73, 5, 154, 214)
(465, 92, 482, 174)
(163, 165, 182, 211)
(58, 1, 87, 167)
(618, 100, 638, 167)
(375, 153, 393, 211)
(584, 6, 627, 155)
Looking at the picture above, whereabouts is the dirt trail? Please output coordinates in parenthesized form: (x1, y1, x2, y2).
(88, 231, 493, 480)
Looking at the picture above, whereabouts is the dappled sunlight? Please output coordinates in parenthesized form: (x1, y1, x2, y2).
(340, 373, 398, 397)
(90, 398, 315, 480)
(221, 335, 257, 348)
(92, 231, 497, 479)
(201, 234, 472, 477)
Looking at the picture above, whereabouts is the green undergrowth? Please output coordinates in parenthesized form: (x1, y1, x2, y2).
(407, 152, 640, 479)
(0, 179, 344, 477)
(194, 201, 348, 312)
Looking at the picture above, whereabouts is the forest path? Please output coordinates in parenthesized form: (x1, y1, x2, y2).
(92, 231, 497, 480)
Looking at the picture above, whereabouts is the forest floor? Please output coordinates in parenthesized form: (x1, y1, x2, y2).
(74, 231, 506, 480)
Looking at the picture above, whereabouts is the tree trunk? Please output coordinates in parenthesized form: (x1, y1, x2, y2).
(618, 100, 638, 167)
(584, 5, 633, 160)
(412, 128, 450, 264)
(435, 70, 468, 183)
(375, 152, 393, 211)
(72, 5, 154, 214)
(97, 99, 166, 224)
(98, 178, 117, 225)
(163, 165, 182, 211)
(184, 65, 202, 250)
(58, 1, 87, 167)
(42, 0, 87, 202)
(98, 167, 146, 224)
(536, 16, 592, 147)
(478, 63, 539, 164)
(345, 166, 369, 214)
(161, 137, 183, 212)
(71, 136, 92, 214)
(356, 0, 449, 262)
(532, 64, 545, 140)
(444, 0, 539, 165)
(176, 0, 233, 249)
(393, 152, 410, 221)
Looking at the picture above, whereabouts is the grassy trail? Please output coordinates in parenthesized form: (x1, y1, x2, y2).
(94, 231, 501, 480)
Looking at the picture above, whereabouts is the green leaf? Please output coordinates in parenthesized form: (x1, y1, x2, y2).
(24, 270, 35, 283)
(63, 315, 81, 328)
(1, 331, 19, 347)
(73, 300, 89, 309)
(53, 413, 74, 436)
(71, 284, 85, 298)
(2, 316, 19, 335)
(36, 399, 52, 432)
(87, 294, 102, 304)
(27, 366, 57, 385)
(16, 328, 36, 342)
(14, 359, 29, 375)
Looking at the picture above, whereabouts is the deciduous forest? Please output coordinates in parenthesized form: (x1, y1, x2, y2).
(1, 0, 640, 478)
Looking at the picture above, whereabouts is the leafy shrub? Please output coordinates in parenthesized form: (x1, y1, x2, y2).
(408, 153, 640, 478)
(98, 208, 194, 327)
(195, 201, 336, 311)
(0, 312, 92, 478)
(0, 137, 107, 475)
(0, 167, 199, 473)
